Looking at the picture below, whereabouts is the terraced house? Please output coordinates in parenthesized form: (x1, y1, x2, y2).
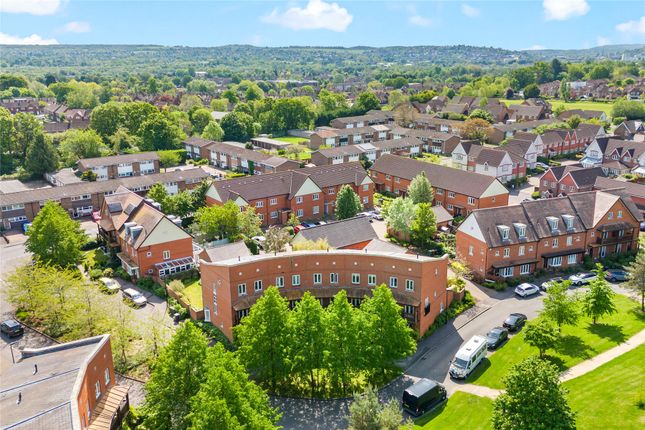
(370, 154, 509, 217)
(77, 152, 161, 180)
(205, 162, 374, 225)
(199, 249, 452, 340)
(581, 137, 645, 176)
(456, 191, 641, 280)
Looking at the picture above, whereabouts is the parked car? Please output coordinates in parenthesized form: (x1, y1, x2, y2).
(640, 221, 645, 232)
(503, 313, 527, 332)
(99, 277, 120, 294)
(514, 283, 540, 297)
(605, 269, 630, 282)
(540, 276, 565, 291)
(372, 209, 384, 221)
(449, 335, 488, 379)
(402, 379, 446, 417)
(569, 272, 596, 286)
(535, 162, 550, 170)
(293, 224, 305, 233)
(251, 236, 266, 249)
(122, 288, 147, 307)
(1, 319, 24, 338)
(485, 327, 509, 350)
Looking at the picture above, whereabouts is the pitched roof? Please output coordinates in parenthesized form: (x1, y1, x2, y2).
(77, 152, 160, 169)
(575, 123, 604, 140)
(503, 139, 534, 158)
(199, 241, 252, 263)
(184, 136, 217, 148)
(593, 176, 645, 200)
(604, 138, 645, 159)
(431, 204, 454, 224)
(371, 154, 507, 198)
(471, 204, 538, 248)
(293, 216, 377, 249)
(558, 109, 605, 120)
(565, 166, 607, 188)
(508, 104, 544, 118)
(204, 141, 295, 167)
(390, 127, 458, 142)
(494, 118, 557, 133)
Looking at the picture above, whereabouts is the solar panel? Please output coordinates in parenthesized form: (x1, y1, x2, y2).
(107, 202, 122, 213)
(124, 203, 136, 215)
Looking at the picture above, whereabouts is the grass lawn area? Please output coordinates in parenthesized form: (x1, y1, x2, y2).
(500, 99, 614, 116)
(564, 343, 645, 430)
(182, 278, 203, 309)
(412, 392, 493, 430)
(273, 136, 310, 145)
(468, 294, 645, 389)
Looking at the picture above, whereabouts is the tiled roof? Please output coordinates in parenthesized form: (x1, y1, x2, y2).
(593, 177, 645, 200)
(200, 241, 251, 262)
(294, 216, 377, 249)
(77, 152, 160, 169)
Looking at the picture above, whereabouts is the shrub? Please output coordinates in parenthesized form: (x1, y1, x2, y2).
(531, 191, 541, 199)
(114, 267, 131, 282)
(81, 240, 99, 251)
(195, 321, 235, 350)
(167, 279, 185, 292)
(167, 297, 189, 320)
(102, 267, 114, 277)
(137, 277, 166, 298)
(89, 268, 103, 280)
(423, 291, 475, 338)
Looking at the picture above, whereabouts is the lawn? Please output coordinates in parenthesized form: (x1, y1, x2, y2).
(564, 343, 645, 430)
(500, 99, 614, 116)
(412, 392, 493, 430)
(468, 294, 645, 389)
(182, 278, 203, 309)
(273, 136, 310, 145)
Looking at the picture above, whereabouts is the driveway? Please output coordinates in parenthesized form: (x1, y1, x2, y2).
(508, 176, 539, 206)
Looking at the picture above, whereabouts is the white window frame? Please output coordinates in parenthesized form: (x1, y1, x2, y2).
(313, 273, 322, 284)
(270, 197, 278, 206)
(275, 276, 284, 288)
(405, 279, 414, 292)
(520, 264, 531, 275)
(367, 274, 376, 285)
(567, 254, 577, 264)
(351, 273, 360, 284)
(292, 274, 301, 286)
(330, 273, 339, 284)
(254, 280, 263, 292)
(389, 276, 398, 288)
(296, 196, 304, 204)
(163, 250, 170, 260)
(238, 283, 247, 296)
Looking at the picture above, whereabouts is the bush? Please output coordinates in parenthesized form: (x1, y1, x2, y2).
(81, 240, 99, 251)
(167, 297, 189, 320)
(612, 116, 626, 126)
(157, 149, 186, 168)
(167, 279, 185, 292)
(423, 291, 475, 338)
(195, 320, 235, 351)
(531, 191, 541, 199)
(89, 268, 103, 280)
(137, 277, 167, 298)
(114, 267, 131, 282)
(102, 267, 114, 277)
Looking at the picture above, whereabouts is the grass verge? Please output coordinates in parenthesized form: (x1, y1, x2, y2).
(412, 391, 493, 430)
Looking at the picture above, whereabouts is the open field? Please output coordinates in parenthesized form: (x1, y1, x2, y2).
(412, 392, 493, 430)
(468, 294, 645, 389)
(500, 99, 614, 116)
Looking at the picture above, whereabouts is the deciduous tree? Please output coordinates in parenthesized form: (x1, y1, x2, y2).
(626, 249, 645, 311)
(325, 290, 361, 395)
(384, 197, 415, 235)
(335, 184, 362, 220)
(582, 264, 617, 324)
(192, 201, 240, 242)
(523, 320, 559, 358)
(237, 207, 263, 240)
(541, 280, 579, 331)
(408, 171, 434, 204)
(264, 226, 291, 253)
(58, 128, 108, 165)
(201, 120, 224, 141)
(410, 203, 437, 250)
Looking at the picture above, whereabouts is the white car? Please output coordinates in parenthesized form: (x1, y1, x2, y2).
(535, 162, 550, 170)
(540, 277, 565, 291)
(99, 277, 120, 294)
(122, 288, 147, 307)
(514, 283, 540, 297)
(569, 272, 596, 286)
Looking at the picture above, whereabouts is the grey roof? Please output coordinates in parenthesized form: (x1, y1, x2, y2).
(371, 154, 507, 198)
(566, 167, 607, 188)
(521, 198, 586, 238)
(472, 204, 538, 248)
(184, 136, 214, 148)
(200, 241, 252, 263)
(390, 127, 458, 142)
(494, 118, 557, 133)
(293, 216, 377, 249)
(0, 168, 209, 206)
(503, 139, 533, 158)
(77, 152, 160, 169)
(594, 177, 645, 200)
(204, 141, 295, 167)
(575, 123, 604, 140)
(315, 145, 365, 158)
(431, 204, 454, 224)
(362, 238, 409, 254)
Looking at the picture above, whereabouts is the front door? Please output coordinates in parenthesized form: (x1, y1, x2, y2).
(600, 246, 607, 258)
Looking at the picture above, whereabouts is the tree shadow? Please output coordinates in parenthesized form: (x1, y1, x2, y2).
(543, 354, 567, 372)
(587, 323, 627, 344)
(553, 334, 594, 360)
(629, 308, 645, 323)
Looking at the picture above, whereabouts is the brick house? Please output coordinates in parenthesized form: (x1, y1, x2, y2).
(558, 109, 608, 122)
(0, 168, 209, 229)
(0, 334, 129, 430)
(389, 127, 461, 154)
(593, 177, 645, 216)
(329, 110, 394, 129)
(581, 137, 645, 176)
(452, 143, 527, 183)
(503, 138, 541, 169)
(77, 152, 161, 181)
(309, 137, 424, 166)
(412, 115, 464, 134)
(540, 129, 582, 156)
(98, 187, 195, 279)
(614, 120, 644, 140)
(575, 123, 606, 147)
(539, 165, 607, 197)
(508, 104, 546, 122)
(291, 216, 379, 250)
(370, 154, 509, 217)
(0, 97, 43, 114)
(488, 119, 558, 145)
(205, 162, 374, 225)
(456, 191, 641, 280)
(200, 249, 451, 340)
(308, 125, 391, 149)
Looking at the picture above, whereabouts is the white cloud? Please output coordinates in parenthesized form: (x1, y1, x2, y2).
(616, 16, 645, 35)
(596, 36, 610, 46)
(524, 44, 546, 51)
(60, 21, 90, 33)
(409, 14, 432, 27)
(261, 0, 353, 32)
(0, 0, 63, 16)
(0, 32, 59, 45)
(543, 0, 589, 21)
(461, 4, 480, 18)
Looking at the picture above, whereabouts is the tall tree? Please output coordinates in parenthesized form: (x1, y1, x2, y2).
(408, 171, 434, 204)
(221, 111, 255, 142)
(235, 287, 291, 391)
(410, 203, 437, 250)
(290, 292, 327, 397)
(264, 226, 291, 253)
(335, 184, 362, 220)
(346, 386, 407, 430)
(492, 357, 576, 430)
(147, 183, 169, 208)
(25, 133, 58, 176)
(187, 344, 280, 430)
(58, 129, 108, 165)
(90, 101, 123, 140)
(237, 207, 263, 240)
(201, 121, 224, 141)
(140, 113, 183, 151)
(361, 285, 416, 375)
(193, 201, 240, 242)
(355, 92, 381, 113)
(582, 264, 616, 324)
(523, 319, 559, 358)
(326, 290, 361, 395)
(384, 197, 416, 235)
(190, 108, 212, 135)
(461, 118, 492, 142)
(26, 201, 86, 268)
(142, 321, 209, 430)
(13, 112, 43, 159)
(541, 280, 579, 331)
(626, 249, 645, 311)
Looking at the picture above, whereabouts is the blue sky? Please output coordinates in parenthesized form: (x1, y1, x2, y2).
(1, 1, 644, 50)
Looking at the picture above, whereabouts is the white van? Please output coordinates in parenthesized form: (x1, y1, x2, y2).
(449, 335, 488, 379)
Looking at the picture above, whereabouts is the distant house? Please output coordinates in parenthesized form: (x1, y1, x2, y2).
(558, 109, 608, 122)
(539, 165, 607, 197)
(198, 241, 252, 263)
(390, 127, 461, 154)
(488, 119, 558, 144)
(440, 103, 469, 116)
(250, 136, 292, 151)
(309, 136, 425, 166)
(77, 152, 161, 181)
(330, 110, 394, 129)
(581, 137, 645, 176)
(593, 176, 645, 216)
(451, 143, 527, 183)
(508, 104, 546, 122)
(0, 97, 42, 114)
(503, 137, 541, 169)
(412, 115, 464, 134)
(575, 123, 606, 147)
(614, 120, 644, 140)
(540, 129, 582, 157)
(308, 125, 390, 149)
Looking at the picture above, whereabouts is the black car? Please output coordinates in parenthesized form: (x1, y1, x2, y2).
(1, 319, 24, 338)
(502, 313, 527, 332)
(485, 327, 509, 350)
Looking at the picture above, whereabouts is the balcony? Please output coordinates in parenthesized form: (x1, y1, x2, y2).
(597, 234, 633, 245)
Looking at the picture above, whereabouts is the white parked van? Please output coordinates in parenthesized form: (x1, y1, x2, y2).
(449, 335, 488, 379)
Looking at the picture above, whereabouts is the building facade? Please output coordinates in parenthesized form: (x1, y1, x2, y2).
(77, 152, 161, 181)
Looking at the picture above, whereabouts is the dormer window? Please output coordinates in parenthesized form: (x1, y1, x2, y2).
(497, 225, 510, 240)
(513, 223, 526, 239)
(546, 216, 559, 231)
(562, 215, 574, 231)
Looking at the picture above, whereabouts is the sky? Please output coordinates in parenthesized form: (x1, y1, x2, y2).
(1, 0, 644, 50)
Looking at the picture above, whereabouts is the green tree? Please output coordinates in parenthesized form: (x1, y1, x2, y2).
(165, 191, 194, 218)
(90, 101, 123, 140)
(335, 184, 362, 220)
(326, 290, 361, 395)
(13, 112, 43, 159)
(492, 357, 576, 430)
(237, 207, 263, 239)
(559, 79, 570, 101)
(190, 108, 212, 135)
(202, 121, 224, 141)
(408, 171, 434, 204)
(264, 226, 291, 253)
(541, 280, 579, 331)
(142, 321, 209, 430)
(235, 287, 291, 391)
(109, 127, 140, 153)
(361, 285, 416, 375)
(565, 114, 582, 129)
(187, 344, 280, 429)
(612, 100, 645, 120)
(355, 91, 381, 113)
(551, 58, 563, 78)
(157, 149, 183, 168)
(290, 292, 327, 397)
(410, 203, 437, 250)
(25, 133, 58, 176)
(523, 319, 560, 358)
(523, 83, 541, 99)
(210, 98, 229, 111)
(221, 111, 255, 142)
(193, 201, 240, 241)
(58, 129, 107, 165)
(461, 118, 492, 142)
(26, 202, 86, 268)
(582, 264, 616, 324)
(147, 183, 169, 208)
(0, 107, 15, 159)
(626, 249, 645, 311)
(244, 84, 265, 101)
(347, 386, 407, 430)
(140, 113, 183, 150)
(384, 197, 415, 235)
(469, 108, 494, 123)
(510, 67, 535, 90)
(122, 101, 158, 135)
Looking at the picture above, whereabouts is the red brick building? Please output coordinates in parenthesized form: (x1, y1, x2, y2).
(200, 249, 451, 340)
(77, 152, 161, 181)
(456, 191, 641, 280)
(370, 154, 509, 217)
(205, 162, 374, 225)
(539, 165, 607, 197)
